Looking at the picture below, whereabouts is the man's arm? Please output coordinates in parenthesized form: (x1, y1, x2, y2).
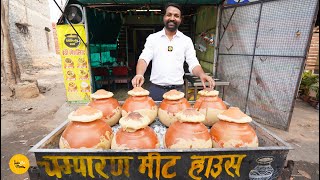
(131, 59, 148, 87)
(184, 37, 215, 89)
(192, 65, 206, 77)
(131, 34, 154, 87)
(136, 59, 148, 76)
(192, 65, 215, 89)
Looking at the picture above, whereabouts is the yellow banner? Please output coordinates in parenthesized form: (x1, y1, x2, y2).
(57, 24, 91, 102)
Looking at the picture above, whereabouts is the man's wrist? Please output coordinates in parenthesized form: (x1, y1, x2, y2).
(199, 73, 207, 78)
(136, 74, 144, 78)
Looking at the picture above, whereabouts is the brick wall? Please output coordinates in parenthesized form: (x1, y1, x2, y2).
(52, 23, 60, 54)
(305, 26, 319, 73)
(9, 0, 58, 68)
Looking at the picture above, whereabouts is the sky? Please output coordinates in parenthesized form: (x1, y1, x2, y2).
(48, 0, 67, 22)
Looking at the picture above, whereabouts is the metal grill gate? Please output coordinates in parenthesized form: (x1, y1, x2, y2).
(216, 0, 319, 130)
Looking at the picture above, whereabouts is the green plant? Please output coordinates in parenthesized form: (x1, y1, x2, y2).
(310, 82, 319, 101)
(299, 71, 319, 96)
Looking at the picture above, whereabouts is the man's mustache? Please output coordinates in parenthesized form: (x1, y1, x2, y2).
(166, 20, 177, 25)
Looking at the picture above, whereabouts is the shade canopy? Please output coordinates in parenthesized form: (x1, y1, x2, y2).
(76, 0, 223, 5)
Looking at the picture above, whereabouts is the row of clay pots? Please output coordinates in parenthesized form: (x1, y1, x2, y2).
(59, 88, 158, 150)
(165, 107, 259, 149)
(88, 88, 157, 126)
(87, 87, 229, 128)
(59, 105, 258, 150)
(159, 89, 228, 127)
(59, 87, 258, 150)
(58, 106, 156, 149)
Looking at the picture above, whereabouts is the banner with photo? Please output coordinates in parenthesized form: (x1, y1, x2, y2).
(57, 24, 91, 103)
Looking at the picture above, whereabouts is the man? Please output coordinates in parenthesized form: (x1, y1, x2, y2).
(131, 3, 215, 101)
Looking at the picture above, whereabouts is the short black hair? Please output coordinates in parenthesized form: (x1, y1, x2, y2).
(164, 3, 183, 15)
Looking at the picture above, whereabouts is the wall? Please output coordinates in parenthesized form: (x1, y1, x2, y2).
(9, 0, 58, 69)
(52, 23, 60, 54)
(305, 26, 319, 74)
(194, 6, 218, 74)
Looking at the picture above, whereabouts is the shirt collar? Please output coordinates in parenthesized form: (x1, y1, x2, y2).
(160, 28, 182, 38)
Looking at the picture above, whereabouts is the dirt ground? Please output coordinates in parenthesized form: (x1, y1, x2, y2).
(264, 100, 319, 180)
(1, 65, 319, 180)
(1, 65, 67, 180)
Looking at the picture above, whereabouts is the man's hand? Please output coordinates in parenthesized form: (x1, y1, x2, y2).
(199, 74, 215, 89)
(191, 65, 215, 89)
(131, 75, 144, 87)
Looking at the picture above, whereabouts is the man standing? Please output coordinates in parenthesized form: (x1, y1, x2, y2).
(131, 3, 215, 101)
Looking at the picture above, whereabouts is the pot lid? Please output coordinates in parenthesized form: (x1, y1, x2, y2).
(68, 106, 103, 122)
(128, 87, 150, 96)
(119, 112, 150, 132)
(90, 89, 114, 99)
(217, 107, 252, 123)
(176, 108, 205, 123)
(198, 88, 219, 97)
(163, 89, 185, 100)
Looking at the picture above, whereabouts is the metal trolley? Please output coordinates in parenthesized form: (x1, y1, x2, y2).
(29, 104, 292, 180)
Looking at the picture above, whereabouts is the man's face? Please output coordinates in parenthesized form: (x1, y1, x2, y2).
(163, 6, 182, 32)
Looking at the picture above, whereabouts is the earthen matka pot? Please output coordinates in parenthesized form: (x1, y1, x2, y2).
(193, 89, 228, 126)
(112, 127, 159, 149)
(59, 106, 113, 149)
(164, 108, 212, 149)
(122, 87, 158, 124)
(111, 112, 159, 149)
(88, 89, 121, 126)
(210, 107, 258, 148)
(158, 89, 191, 127)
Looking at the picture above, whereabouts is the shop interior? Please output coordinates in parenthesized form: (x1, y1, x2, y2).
(60, 0, 220, 92)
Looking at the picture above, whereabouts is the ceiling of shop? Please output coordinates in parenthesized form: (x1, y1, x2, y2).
(76, 0, 224, 5)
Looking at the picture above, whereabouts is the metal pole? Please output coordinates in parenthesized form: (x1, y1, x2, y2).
(83, 7, 94, 92)
(218, 53, 305, 58)
(215, 3, 224, 78)
(213, 5, 221, 77)
(219, 0, 241, 42)
(285, 0, 320, 131)
(100, 44, 102, 65)
(244, 2, 263, 113)
(126, 26, 129, 67)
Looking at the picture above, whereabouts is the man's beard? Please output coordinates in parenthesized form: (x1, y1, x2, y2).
(165, 21, 179, 32)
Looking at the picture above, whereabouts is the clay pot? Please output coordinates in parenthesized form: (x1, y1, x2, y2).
(164, 108, 212, 149)
(59, 106, 113, 149)
(122, 87, 158, 124)
(158, 89, 191, 127)
(88, 89, 121, 126)
(194, 89, 228, 126)
(111, 112, 159, 149)
(210, 107, 258, 148)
